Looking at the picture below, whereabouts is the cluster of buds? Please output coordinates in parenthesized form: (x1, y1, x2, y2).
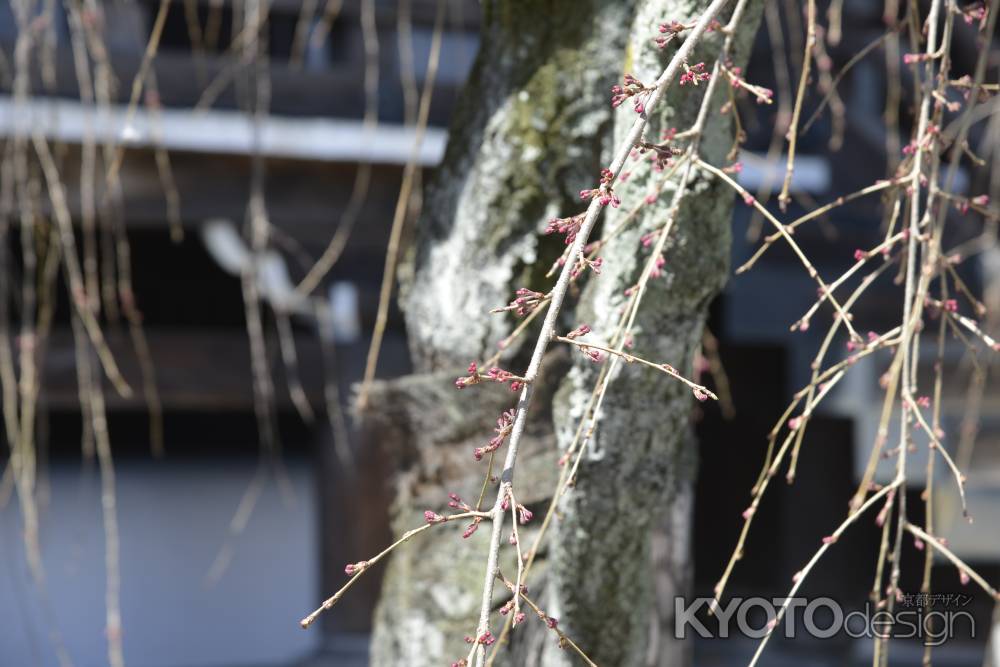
(956, 193, 990, 214)
(846, 330, 883, 354)
(722, 162, 743, 175)
(547, 240, 600, 275)
(611, 73, 655, 114)
(447, 492, 471, 510)
(636, 139, 683, 171)
(649, 254, 667, 278)
(499, 491, 534, 524)
(723, 65, 773, 104)
(959, 1, 988, 29)
(902, 124, 939, 156)
(875, 488, 897, 527)
(344, 560, 369, 576)
(854, 243, 894, 262)
(473, 409, 516, 461)
(499, 599, 527, 626)
(424, 510, 446, 524)
(679, 61, 710, 86)
(574, 343, 604, 363)
(464, 631, 496, 646)
(462, 517, 482, 539)
(455, 362, 527, 392)
(903, 52, 934, 65)
(569, 255, 603, 279)
(565, 324, 591, 340)
(519, 505, 533, 524)
(654, 19, 690, 48)
(545, 213, 585, 244)
(426, 499, 483, 538)
(926, 297, 960, 320)
(504, 579, 561, 640)
(579, 168, 621, 208)
(493, 287, 546, 317)
(950, 74, 992, 103)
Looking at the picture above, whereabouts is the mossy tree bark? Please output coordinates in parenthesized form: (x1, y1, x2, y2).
(363, 1, 762, 665)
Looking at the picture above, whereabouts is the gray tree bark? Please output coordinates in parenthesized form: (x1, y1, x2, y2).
(545, 2, 761, 664)
(986, 603, 1000, 667)
(362, 1, 762, 665)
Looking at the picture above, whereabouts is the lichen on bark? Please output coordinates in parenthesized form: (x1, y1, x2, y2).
(397, 0, 637, 372)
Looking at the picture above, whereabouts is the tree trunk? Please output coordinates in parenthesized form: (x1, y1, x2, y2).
(363, 1, 762, 665)
(545, 2, 761, 664)
(986, 603, 1000, 667)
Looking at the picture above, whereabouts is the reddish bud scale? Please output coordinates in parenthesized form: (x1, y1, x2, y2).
(518, 505, 533, 524)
